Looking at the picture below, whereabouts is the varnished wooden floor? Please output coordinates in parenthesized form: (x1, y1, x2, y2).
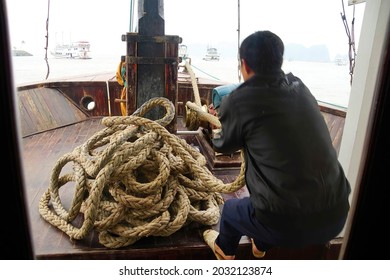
(21, 117, 342, 260)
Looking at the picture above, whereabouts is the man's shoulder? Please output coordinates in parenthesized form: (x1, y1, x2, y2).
(285, 72, 303, 85)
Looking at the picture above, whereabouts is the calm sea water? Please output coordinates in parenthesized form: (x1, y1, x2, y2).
(11, 54, 351, 108)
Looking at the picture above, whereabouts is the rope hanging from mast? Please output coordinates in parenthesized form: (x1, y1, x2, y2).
(237, 0, 241, 83)
(44, 0, 50, 80)
(340, 0, 357, 85)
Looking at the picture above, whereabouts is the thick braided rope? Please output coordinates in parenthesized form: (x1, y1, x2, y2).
(185, 100, 221, 129)
(185, 60, 201, 107)
(38, 97, 245, 248)
(183, 61, 221, 130)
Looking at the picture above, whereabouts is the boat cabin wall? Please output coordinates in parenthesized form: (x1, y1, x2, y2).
(16, 78, 219, 136)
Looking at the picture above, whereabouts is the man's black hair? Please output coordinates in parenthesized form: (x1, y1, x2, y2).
(239, 30, 284, 75)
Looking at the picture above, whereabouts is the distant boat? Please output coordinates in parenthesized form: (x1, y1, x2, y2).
(12, 40, 33, 56)
(335, 56, 348, 66)
(51, 41, 91, 59)
(12, 49, 33, 56)
(178, 44, 192, 72)
(178, 44, 189, 60)
(203, 46, 220, 61)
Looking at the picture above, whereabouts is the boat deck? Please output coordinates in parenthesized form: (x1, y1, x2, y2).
(21, 117, 245, 260)
(21, 116, 342, 260)
(17, 74, 346, 259)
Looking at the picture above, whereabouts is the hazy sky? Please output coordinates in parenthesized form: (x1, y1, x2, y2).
(5, 0, 365, 58)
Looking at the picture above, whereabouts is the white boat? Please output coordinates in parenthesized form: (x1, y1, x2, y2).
(335, 55, 348, 66)
(12, 49, 33, 56)
(203, 46, 220, 61)
(51, 41, 92, 59)
(178, 44, 189, 60)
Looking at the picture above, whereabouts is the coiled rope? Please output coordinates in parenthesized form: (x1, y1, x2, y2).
(39, 97, 245, 248)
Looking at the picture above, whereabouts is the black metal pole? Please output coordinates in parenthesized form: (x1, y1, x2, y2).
(136, 0, 165, 120)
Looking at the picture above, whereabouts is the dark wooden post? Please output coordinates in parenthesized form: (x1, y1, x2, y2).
(137, 0, 164, 120)
(122, 0, 181, 133)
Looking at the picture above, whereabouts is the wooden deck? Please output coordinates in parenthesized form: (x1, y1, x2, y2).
(21, 117, 245, 260)
(21, 117, 342, 260)
(17, 74, 346, 260)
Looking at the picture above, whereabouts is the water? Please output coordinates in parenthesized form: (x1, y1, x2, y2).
(11, 54, 120, 84)
(11, 54, 351, 108)
(188, 56, 351, 109)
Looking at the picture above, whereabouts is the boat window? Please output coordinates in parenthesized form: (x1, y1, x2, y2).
(80, 95, 96, 111)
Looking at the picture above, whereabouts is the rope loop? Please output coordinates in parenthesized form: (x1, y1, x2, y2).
(39, 97, 245, 248)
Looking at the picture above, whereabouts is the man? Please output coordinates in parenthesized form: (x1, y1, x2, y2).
(203, 30, 351, 260)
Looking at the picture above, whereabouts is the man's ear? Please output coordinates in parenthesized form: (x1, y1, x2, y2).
(241, 59, 254, 79)
(242, 59, 252, 73)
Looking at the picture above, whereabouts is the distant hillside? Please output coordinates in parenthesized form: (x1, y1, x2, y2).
(284, 44, 330, 62)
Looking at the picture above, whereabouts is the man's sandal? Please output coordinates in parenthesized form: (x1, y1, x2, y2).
(202, 229, 225, 260)
(251, 238, 266, 258)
